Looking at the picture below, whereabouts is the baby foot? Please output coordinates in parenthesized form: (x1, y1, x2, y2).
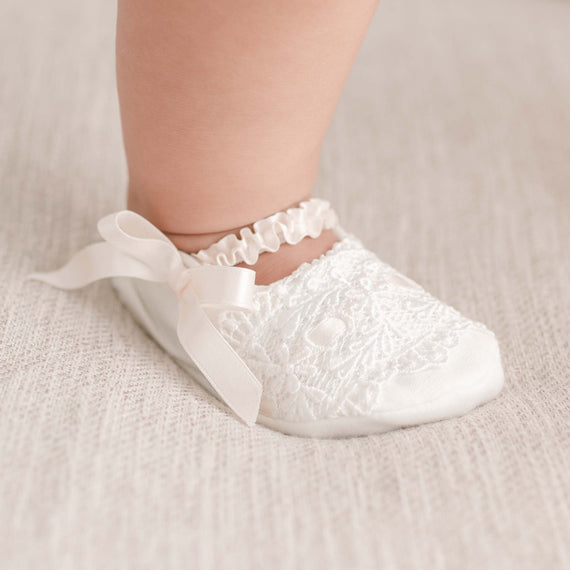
(28, 198, 504, 437)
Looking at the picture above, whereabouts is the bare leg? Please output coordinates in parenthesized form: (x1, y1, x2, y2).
(116, 0, 379, 283)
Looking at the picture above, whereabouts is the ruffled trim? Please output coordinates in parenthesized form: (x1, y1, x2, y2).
(191, 198, 339, 266)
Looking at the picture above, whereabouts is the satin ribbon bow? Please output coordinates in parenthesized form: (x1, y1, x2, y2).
(28, 211, 262, 426)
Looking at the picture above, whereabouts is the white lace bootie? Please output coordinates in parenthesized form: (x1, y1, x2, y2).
(29, 199, 504, 438)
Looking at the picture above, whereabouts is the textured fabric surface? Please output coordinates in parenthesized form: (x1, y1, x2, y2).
(1, 0, 569, 568)
(216, 234, 499, 426)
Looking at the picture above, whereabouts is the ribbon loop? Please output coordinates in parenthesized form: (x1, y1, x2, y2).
(28, 210, 262, 426)
(97, 210, 187, 284)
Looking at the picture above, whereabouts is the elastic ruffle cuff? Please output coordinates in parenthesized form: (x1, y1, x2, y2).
(191, 198, 339, 267)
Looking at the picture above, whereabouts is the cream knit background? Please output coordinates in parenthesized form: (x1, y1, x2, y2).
(1, 0, 569, 568)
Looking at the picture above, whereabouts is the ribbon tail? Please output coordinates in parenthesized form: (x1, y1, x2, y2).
(27, 242, 163, 289)
(176, 286, 262, 426)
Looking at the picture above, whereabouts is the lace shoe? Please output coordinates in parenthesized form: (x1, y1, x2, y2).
(29, 199, 504, 438)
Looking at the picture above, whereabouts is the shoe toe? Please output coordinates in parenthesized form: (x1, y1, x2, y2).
(372, 327, 505, 427)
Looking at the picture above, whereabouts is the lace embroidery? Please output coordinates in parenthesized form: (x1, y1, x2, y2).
(215, 235, 487, 422)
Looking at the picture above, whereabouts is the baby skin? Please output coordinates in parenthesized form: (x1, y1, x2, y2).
(117, 0, 379, 283)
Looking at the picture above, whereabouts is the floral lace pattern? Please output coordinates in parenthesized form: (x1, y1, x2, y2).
(215, 235, 488, 422)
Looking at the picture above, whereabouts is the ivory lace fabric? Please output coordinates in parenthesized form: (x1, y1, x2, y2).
(213, 234, 495, 423)
(103, 217, 502, 431)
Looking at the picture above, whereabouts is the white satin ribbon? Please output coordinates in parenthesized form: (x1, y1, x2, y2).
(28, 211, 262, 426)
